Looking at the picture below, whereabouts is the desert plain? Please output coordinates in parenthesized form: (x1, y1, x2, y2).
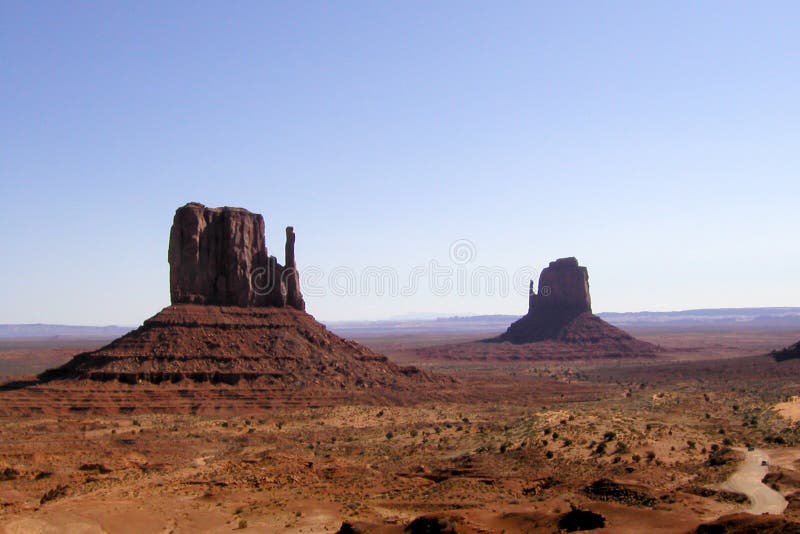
(2, 324, 800, 534)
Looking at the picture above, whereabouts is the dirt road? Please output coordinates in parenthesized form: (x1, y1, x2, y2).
(721, 448, 787, 515)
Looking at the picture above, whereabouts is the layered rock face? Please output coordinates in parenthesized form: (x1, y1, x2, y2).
(168, 202, 304, 310)
(527, 257, 591, 316)
(499, 257, 596, 343)
(492, 257, 657, 355)
(38, 304, 428, 388)
(37, 202, 443, 391)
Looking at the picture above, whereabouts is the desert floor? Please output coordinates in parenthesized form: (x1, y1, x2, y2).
(1, 327, 800, 533)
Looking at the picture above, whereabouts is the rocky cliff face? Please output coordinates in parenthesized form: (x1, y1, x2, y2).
(36, 202, 448, 390)
(498, 256, 594, 342)
(494, 257, 655, 354)
(168, 202, 304, 310)
(528, 257, 591, 315)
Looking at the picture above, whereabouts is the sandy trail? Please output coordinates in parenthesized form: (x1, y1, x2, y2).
(720, 448, 787, 515)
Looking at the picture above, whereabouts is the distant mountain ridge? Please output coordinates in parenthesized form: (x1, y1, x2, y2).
(328, 307, 800, 337)
(599, 307, 800, 327)
(4, 307, 800, 340)
(0, 324, 134, 339)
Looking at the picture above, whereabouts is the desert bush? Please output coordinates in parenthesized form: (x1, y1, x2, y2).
(40, 485, 68, 505)
(558, 508, 605, 532)
(0, 468, 19, 481)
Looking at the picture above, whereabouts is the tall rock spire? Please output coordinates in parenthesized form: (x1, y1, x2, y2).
(284, 226, 305, 311)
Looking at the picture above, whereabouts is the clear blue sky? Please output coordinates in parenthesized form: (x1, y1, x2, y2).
(1, 1, 798, 325)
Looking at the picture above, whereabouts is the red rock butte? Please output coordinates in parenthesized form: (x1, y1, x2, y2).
(415, 257, 658, 361)
(169, 202, 304, 309)
(37, 203, 442, 391)
(490, 257, 657, 354)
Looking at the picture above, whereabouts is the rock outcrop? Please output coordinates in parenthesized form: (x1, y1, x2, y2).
(497, 257, 602, 343)
(500, 257, 593, 342)
(168, 202, 304, 309)
(38, 304, 429, 388)
(37, 203, 445, 392)
(772, 341, 800, 362)
(528, 257, 591, 315)
(487, 257, 657, 355)
(410, 257, 659, 360)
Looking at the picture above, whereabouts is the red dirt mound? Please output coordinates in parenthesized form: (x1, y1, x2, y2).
(39, 304, 439, 389)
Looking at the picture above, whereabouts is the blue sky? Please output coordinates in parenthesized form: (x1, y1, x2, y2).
(1, 1, 798, 325)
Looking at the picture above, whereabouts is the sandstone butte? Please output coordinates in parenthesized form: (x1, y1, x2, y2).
(490, 257, 658, 353)
(38, 203, 441, 390)
(414, 257, 659, 361)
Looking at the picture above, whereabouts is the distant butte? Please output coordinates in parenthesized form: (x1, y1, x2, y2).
(488, 257, 657, 354)
(38, 203, 444, 390)
(496, 257, 593, 343)
(414, 257, 658, 361)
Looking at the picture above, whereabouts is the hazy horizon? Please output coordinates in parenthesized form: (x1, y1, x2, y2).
(2, 2, 799, 324)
